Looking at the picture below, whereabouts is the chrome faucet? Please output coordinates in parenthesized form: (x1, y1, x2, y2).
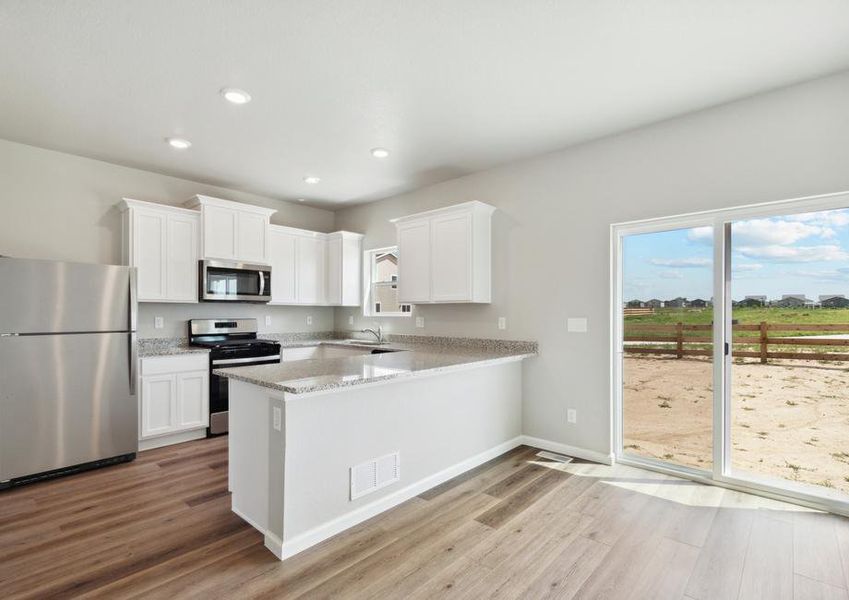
(360, 325, 384, 343)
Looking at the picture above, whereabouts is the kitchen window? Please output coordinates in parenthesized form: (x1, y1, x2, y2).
(364, 246, 412, 317)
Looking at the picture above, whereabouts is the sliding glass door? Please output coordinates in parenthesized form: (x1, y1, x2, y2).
(727, 207, 849, 501)
(614, 193, 849, 512)
(620, 225, 714, 473)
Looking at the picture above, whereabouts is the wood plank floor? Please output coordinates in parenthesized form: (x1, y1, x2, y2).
(2, 437, 849, 599)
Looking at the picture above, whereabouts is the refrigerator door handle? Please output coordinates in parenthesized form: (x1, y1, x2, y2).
(129, 332, 138, 396)
(129, 267, 138, 332)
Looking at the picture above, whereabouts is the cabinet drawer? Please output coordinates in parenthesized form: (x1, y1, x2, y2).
(141, 354, 209, 376)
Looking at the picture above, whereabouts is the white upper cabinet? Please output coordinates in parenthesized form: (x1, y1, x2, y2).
(296, 233, 325, 305)
(186, 195, 276, 263)
(266, 226, 363, 306)
(392, 201, 495, 304)
(120, 199, 199, 303)
(325, 231, 363, 306)
(267, 225, 298, 304)
(396, 220, 431, 303)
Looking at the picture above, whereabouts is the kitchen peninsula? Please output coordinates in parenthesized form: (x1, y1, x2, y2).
(214, 336, 537, 560)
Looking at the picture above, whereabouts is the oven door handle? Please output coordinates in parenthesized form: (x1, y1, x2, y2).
(212, 355, 280, 367)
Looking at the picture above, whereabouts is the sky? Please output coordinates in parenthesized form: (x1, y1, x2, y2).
(623, 208, 849, 302)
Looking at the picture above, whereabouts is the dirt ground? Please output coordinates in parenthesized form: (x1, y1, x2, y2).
(623, 356, 849, 494)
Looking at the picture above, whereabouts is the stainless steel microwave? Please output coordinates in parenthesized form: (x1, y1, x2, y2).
(199, 259, 272, 302)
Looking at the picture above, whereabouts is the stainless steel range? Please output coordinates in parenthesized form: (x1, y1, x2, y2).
(188, 318, 280, 435)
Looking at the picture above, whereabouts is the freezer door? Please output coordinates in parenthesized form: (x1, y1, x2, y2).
(0, 333, 138, 481)
(0, 257, 132, 334)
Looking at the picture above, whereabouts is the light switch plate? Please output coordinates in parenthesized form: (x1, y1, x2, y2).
(567, 317, 588, 333)
(567, 409, 577, 424)
(415, 317, 425, 328)
(306, 315, 313, 326)
(498, 317, 507, 330)
(154, 316, 164, 330)
(348, 315, 354, 325)
(264, 315, 272, 327)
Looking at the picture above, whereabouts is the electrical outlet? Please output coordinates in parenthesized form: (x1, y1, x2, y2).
(273, 406, 282, 431)
(348, 315, 354, 326)
(567, 317, 588, 333)
(306, 315, 313, 326)
(567, 409, 577, 424)
(415, 316, 425, 328)
(154, 316, 164, 330)
(265, 315, 272, 327)
(498, 317, 507, 330)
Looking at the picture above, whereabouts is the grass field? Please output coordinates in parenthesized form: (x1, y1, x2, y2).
(625, 306, 849, 327)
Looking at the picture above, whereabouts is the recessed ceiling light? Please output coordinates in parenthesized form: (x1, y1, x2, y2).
(371, 147, 390, 158)
(297, 198, 306, 202)
(303, 176, 321, 184)
(221, 88, 252, 105)
(166, 137, 191, 149)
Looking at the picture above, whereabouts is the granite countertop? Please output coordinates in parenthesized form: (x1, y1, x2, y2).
(213, 337, 537, 395)
(138, 338, 209, 358)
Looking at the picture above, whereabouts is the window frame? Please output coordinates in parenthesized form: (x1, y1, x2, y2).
(363, 246, 412, 317)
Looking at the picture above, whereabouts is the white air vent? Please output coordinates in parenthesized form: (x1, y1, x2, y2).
(350, 452, 400, 500)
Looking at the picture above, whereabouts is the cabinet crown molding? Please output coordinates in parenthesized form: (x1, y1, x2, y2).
(119, 197, 199, 216)
(185, 194, 278, 217)
(390, 201, 495, 224)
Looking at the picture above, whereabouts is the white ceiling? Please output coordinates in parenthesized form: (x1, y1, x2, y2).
(2, 1, 849, 208)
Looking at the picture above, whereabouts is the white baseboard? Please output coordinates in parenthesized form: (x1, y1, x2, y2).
(138, 428, 206, 451)
(263, 435, 524, 561)
(519, 435, 614, 465)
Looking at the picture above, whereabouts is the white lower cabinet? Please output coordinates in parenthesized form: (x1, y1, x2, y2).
(139, 354, 209, 447)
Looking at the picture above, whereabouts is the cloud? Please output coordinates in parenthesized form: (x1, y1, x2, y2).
(731, 219, 834, 245)
(733, 263, 763, 272)
(649, 257, 711, 268)
(687, 227, 713, 245)
(787, 209, 849, 228)
(738, 244, 849, 263)
(658, 270, 684, 279)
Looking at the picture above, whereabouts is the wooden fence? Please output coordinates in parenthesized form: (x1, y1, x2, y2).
(624, 322, 849, 362)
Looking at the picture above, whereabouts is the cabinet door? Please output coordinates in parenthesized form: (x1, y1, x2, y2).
(203, 205, 238, 260)
(268, 228, 298, 303)
(397, 220, 431, 303)
(176, 370, 208, 430)
(296, 236, 321, 304)
(141, 374, 177, 438)
(340, 236, 362, 306)
(430, 211, 472, 302)
(134, 210, 167, 301)
(325, 236, 342, 306)
(237, 212, 267, 263)
(166, 213, 199, 302)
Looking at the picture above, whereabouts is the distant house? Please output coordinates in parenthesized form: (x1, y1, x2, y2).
(738, 295, 766, 308)
(772, 294, 812, 308)
(740, 297, 763, 307)
(646, 299, 664, 309)
(626, 299, 646, 308)
(690, 298, 709, 308)
(665, 297, 688, 308)
(820, 294, 849, 308)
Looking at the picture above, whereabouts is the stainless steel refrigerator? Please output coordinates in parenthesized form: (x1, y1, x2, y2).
(0, 257, 138, 488)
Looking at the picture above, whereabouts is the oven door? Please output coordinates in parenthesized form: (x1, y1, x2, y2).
(200, 260, 272, 302)
(208, 351, 280, 435)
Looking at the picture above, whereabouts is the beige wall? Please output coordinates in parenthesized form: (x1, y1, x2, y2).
(0, 138, 336, 337)
(334, 69, 849, 456)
